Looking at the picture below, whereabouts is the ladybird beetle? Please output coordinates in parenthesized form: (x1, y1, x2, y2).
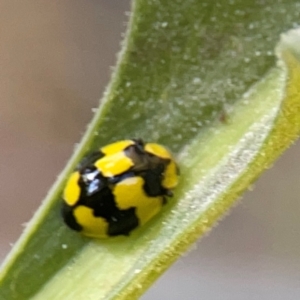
(62, 139, 179, 238)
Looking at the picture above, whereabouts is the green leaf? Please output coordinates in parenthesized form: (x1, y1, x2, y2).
(1, 1, 300, 299)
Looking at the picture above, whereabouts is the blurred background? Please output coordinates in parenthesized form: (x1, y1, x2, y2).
(0, 1, 300, 299)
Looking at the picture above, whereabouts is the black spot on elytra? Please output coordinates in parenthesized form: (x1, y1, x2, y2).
(61, 203, 83, 232)
(140, 164, 166, 197)
(107, 207, 139, 236)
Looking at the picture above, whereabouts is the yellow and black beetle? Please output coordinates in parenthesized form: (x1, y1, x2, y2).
(62, 139, 179, 238)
